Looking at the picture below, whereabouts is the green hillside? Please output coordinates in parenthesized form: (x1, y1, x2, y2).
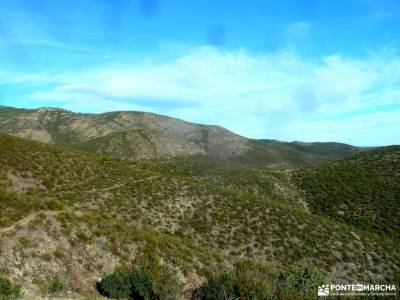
(0, 133, 399, 298)
(231, 140, 359, 168)
(294, 146, 400, 240)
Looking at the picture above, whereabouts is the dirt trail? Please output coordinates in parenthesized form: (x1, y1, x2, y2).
(99, 176, 160, 191)
(268, 169, 294, 174)
(0, 208, 83, 234)
(0, 210, 61, 234)
(59, 176, 161, 195)
(133, 175, 160, 183)
(0, 176, 161, 234)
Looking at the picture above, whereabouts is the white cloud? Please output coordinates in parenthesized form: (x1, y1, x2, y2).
(5, 46, 400, 145)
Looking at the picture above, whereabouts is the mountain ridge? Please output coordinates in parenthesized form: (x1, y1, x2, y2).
(0, 106, 360, 168)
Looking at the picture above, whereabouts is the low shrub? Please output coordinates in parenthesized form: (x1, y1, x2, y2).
(0, 277, 22, 300)
(152, 265, 183, 300)
(39, 275, 63, 296)
(129, 267, 155, 300)
(234, 261, 272, 300)
(198, 264, 324, 300)
(198, 262, 273, 300)
(18, 237, 31, 248)
(48, 276, 63, 295)
(275, 267, 326, 299)
(200, 272, 238, 300)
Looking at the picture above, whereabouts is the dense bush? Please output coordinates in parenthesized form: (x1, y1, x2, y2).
(151, 265, 183, 300)
(97, 267, 132, 299)
(129, 267, 155, 300)
(97, 261, 182, 300)
(198, 262, 273, 300)
(201, 273, 238, 300)
(197, 265, 325, 300)
(0, 277, 22, 300)
(275, 267, 326, 300)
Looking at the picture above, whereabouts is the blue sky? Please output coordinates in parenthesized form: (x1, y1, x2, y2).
(0, 0, 399, 146)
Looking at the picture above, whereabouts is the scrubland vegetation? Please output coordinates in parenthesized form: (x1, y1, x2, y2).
(294, 146, 400, 240)
(0, 133, 399, 299)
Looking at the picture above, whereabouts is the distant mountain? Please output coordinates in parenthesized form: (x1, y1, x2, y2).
(232, 139, 358, 168)
(0, 106, 359, 168)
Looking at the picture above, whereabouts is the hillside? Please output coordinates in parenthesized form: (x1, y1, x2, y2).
(233, 139, 358, 168)
(0, 106, 359, 168)
(0, 133, 399, 298)
(293, 146, 400, 240)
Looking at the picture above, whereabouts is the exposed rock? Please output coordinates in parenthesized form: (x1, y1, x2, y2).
(0, 106, 359, 167)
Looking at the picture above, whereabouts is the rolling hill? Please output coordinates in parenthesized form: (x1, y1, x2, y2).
(294, 146, 400, 240)
(0, 106, 359, 168)
(0, 132, 399, 299)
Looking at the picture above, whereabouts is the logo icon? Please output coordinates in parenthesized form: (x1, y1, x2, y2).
(356, 284, 364, 291)
(318, 285, 330, 296)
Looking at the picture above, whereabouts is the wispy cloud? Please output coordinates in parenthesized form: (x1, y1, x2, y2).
(2, 46, 400, 146)
(284, 21, 312, 39)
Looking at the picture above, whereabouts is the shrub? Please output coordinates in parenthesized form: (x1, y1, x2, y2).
(97, 256, 183, 300)
(53, 247, 65, 259)
(38, 276, 63, 296)
(201, 272, 238, 300)
(234, 261, 272, 300)
(40, 253, 52, 262)
(199, 262, 273, 300)
(141, 256, 183, 300)
(0, 277, 22, 300)
(48, 276, 63, 295)
(151, 265, 183, 300)
(97, 264, 182, 300)
(18, 237, 31, 248)
(129, 267, 156, 300)
(43, 199, 65, 211)
(76, 231, 90, 243)
(275, 267, 326, 299)
(96, 267, 131, 299)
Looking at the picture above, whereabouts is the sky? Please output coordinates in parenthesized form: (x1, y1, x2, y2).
(0, 0, 399, 146)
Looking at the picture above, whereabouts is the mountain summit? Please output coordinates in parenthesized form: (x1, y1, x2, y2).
(0, 106, 358, 168)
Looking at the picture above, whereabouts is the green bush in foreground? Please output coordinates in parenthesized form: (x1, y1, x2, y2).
(275, 267, 326, 300)
(97, 260, 325, 299)
(198, 265, 325, 300)
(0, 277, 22, 300)
(199, 261, 273, 300)
(200, 273, 238, 300)
(129, 267, 155, 300)
(97, 260, 182, 300)
(96, 267, 132, 299)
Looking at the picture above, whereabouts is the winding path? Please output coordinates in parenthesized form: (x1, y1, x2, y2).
(0, 210, 59, 234)
(0, 175, 161, 234)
